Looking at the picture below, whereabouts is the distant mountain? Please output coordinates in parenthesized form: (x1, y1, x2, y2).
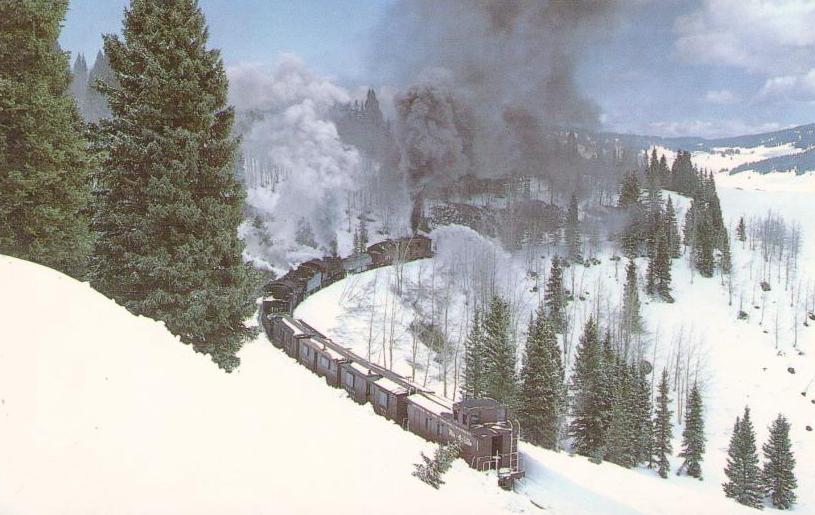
(597, 123, 815, 175)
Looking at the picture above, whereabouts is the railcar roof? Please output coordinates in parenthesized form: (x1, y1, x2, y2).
(408, 394, 452, 416)
(373, 377, 408, 395)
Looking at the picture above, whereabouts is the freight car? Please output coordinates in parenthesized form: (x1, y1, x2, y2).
(258, 235, 524, 488)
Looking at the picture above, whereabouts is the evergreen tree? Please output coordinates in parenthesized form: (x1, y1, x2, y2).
(664, 197, 681, 258)
(683, 199, 697, 247)
(92, 0, 258, 371)
(736, 216, 747, 243)
(69, 53, 89, 114)
(568, 318, 607, 459)
(653, 226, 673, 302)
(412, 438, 463, 489)
(565, 193, 582, 262)
(762, 414, 797, 510)
(720, 229, 732, 275)
(544, 257, 566, 333)
(519, 308, 565, 449)
(482, 296, 517, 408)
(653, 368, 673, 478)
(618, 171, 641, 209)
(695, 212, 716, 278)
(0, 0, 93, 279)
(633, 364, 654, 466)
(605, 361, 638, 468)
(621, 260, 644, 353)
(678, 382, 705, 478)
(85, 50, 115, 122)
(462, 307, 486, 399)
(723, 406, 764, 509)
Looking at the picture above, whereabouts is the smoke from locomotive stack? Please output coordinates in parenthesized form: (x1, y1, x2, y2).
(395, 81, 474, 233)
(377, 0, 621, 184)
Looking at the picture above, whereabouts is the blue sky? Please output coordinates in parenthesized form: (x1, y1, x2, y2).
(59, 0, 815, 139)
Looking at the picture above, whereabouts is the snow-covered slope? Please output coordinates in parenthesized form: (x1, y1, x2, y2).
(297, 179, 815, 512)
(0, 255, 526, 515)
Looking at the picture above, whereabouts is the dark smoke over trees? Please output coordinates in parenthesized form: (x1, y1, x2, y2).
(395, 82, 475, 231)
(375, 0, 622, 190)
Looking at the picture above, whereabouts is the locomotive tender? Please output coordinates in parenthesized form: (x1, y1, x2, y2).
(259, 234, 524, 487)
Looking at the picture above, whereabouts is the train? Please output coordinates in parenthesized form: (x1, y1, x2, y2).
(259, 234, 525, 488)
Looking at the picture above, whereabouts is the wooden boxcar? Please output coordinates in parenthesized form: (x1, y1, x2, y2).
(370, 377, 410, 423)
(269, 315, 310, 358)
(340, 361, 381, 404)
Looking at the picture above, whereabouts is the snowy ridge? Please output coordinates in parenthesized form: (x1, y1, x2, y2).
(0, 255, 525, 514)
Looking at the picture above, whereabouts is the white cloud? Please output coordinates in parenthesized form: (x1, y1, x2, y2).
(674, 0, 815, 76)
(758, 69, 815, 103)
(227, 54, 350, 112)
(647, 119, 785, 139)
(704, 89, 739, 105)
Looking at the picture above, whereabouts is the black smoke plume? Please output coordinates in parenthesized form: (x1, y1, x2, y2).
(377, 0, 621, 193)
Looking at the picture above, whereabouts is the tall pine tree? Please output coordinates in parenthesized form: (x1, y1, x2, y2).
(678, 382, 705, 478)
(723, 406, 764, 509)
(664, 196, 681, 258)
(92, 0, 258, 371)
(762, 414, 797, 510)
(482, 296, 517, 409)
(462, 307, 486, 399)
(519, 308, 564, 449)
(621, 259, 644, 357)
(736, 216, 747, 244)
(653, 368, 673, 478)
(568, 317, 607, 459)
(544, 257, 566, 333)
(0, 0, 92, 278)
(565, 193, 582, 262)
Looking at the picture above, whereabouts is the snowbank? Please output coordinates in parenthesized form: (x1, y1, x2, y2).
(0, 255, 525, 515)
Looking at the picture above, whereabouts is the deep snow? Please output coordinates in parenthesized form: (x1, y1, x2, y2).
(297, 168, 815, 513)
(0, 255, 527, 515)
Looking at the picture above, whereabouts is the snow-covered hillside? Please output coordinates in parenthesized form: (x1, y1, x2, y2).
(0, 255, 526, 515)
(297, 172, 815, 512)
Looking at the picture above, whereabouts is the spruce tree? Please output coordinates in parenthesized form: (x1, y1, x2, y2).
(86, 50, 115, 122)
(621, 260, 644, 354)
(678, 382, 705, 478)
(568, 317, 606, 459)
(482, 296, 517, 408)
(462, 307, 486, 399)
(653, 226, 673, 302)
(723, 407, 764, 509)
(695, 212, 715, 278)
(720, 229, 733, 275)
(664, 197, 681, 258)
(544, 257, 566, 333)
(736, 216, 747, 243)
(605, 361, 637, 468)
(69, 53, 89, 115)
(653, 368, 673, 478)
(92, 0, 258, 371)
(618, 172, 641, 209)
(0, 0, 92, 279)
(762, 414, 797, 509)
(633, 364, 654, 466)
(519, 308, 564, 449)
(565, 193, 582, 262)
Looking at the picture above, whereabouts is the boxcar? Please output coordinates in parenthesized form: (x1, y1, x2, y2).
(340, 361, 381, 404)
(270, 315, 310, 358)
(370, 377, 410, 423)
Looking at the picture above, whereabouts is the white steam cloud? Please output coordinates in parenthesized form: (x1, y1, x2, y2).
(229, 55, 361, 262)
